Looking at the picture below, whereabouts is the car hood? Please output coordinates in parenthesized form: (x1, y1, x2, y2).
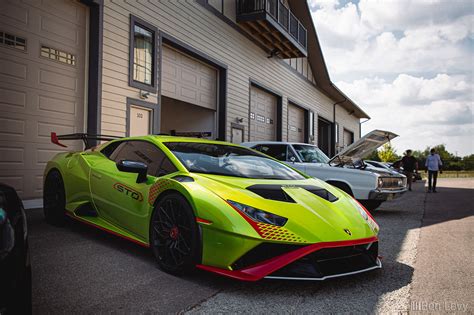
(191, 173, 378, 242)
(330, 130, 398, 166)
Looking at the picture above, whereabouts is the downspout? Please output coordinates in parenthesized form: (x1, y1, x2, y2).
(359, 118, 371, 138)
(332, 96, 346, 156)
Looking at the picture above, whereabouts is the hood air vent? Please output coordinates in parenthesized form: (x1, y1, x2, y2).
(246, 185, 296, 203)
(246, 185, 338, 203)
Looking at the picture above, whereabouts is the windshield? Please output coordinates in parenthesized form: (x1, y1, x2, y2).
(292, 144, 330, 163)
(164, 142, 305, 180)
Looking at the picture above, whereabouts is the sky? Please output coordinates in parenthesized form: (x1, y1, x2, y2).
(309, 0, 474, 156)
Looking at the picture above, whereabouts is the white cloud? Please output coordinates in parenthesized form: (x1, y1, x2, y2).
(310, 0, 474, 155)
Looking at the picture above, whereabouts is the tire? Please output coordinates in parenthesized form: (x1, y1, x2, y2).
(359, 200, 383, 212)
(150, 193, 200, 275)
(327, 181, 353, 196)
(43, 170, 66, 226)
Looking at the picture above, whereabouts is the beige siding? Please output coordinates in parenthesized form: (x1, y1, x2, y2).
(100, 1, 346, 143)
(335, 105, 360, 152)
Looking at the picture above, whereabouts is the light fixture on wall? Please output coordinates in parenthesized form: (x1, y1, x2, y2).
(140, 90, 150, 99)
(235, 117, 244, 123)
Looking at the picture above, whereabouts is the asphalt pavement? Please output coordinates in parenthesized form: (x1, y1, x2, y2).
(27, 178, 473, 314)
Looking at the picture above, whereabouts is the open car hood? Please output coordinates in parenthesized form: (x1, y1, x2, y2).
(329, 130, 398, 165)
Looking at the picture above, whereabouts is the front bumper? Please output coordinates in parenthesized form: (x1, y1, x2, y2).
(368, 188, 407, 201)
(196, 236, 380, 281)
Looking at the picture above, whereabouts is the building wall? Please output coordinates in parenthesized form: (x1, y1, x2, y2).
(335, 105, 360, 152)
(100, 1, 359, 146)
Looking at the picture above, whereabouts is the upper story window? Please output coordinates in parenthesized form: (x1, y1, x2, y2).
(129, 16, 157, 92)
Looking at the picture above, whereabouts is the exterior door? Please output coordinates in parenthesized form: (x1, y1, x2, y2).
(249, 86, 277, 141)
(0, 0, 88, 199)
(90, 140, 177, 236)
(130, 105, 152, 136)
(287, 103, 306, 143)
(318, 118, 332, 157)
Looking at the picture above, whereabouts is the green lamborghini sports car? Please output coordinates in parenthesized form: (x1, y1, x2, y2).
(43, 133, 381, 281)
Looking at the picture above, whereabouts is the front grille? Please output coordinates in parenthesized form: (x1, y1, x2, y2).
(269, 242, 379, 279)
(232, 243, 304, 270)
(379, 177, 405, 189)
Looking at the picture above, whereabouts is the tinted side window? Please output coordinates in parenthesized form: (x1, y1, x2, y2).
(110, 141, 177, 177)
(253, 144, 288, 161)
(101, 141, 124, 158)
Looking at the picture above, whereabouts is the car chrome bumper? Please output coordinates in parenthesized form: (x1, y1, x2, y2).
(369, 188, 407, 200)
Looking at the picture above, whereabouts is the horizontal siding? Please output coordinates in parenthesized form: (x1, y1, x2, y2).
(100, 1, 358, 145)
(335, 105, 360, 152)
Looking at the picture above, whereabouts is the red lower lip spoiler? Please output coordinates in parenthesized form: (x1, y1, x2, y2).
(196, 236, 378, 281)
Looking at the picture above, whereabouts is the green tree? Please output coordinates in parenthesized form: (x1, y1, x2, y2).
(366, 150, 381, 161)
(378, 143, 399, 162)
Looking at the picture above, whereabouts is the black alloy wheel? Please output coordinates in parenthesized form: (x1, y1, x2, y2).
(150, 193, 199, 274)
(43, 170, 66, 226)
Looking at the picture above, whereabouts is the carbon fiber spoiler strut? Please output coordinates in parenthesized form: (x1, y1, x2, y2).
(50, 132, 121, 149)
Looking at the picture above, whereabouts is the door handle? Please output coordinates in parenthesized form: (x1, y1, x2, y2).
(91, 172, 102, 180)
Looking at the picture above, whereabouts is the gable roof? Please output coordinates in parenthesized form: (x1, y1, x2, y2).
(289, 1, 370, 119)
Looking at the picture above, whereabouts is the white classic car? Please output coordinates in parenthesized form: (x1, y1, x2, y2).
(242, 130, 407, 211)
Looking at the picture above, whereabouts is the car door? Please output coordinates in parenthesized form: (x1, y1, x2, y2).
(90, 140, 177, 237)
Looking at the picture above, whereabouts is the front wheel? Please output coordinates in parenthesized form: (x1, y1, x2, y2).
(150, 193, 200, 275)
(359, 200, 383, 212)
(43, 170, 66, 226)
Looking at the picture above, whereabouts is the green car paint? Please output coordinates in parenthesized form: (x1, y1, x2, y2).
(44, 135, 379, 273)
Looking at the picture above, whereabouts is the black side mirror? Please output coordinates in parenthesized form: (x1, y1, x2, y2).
(116, 160, 148, 183)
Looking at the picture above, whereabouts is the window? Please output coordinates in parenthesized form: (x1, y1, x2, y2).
(40, 45, 76, 65)
(253, 144, 296, 162)
(0, 31, 26, 51)
(292, 144, 330, 163)
(108, 141, 177, 177)
(164, 142, 304, 180)
(129, 16, 157, 92)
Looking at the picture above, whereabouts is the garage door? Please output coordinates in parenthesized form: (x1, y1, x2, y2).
(249, 86, 277, 141)
(287, 103, 305, 143)
(0, 0, 87, 199)
(161, 45, 217, 110)
(343, 129, 354, 148)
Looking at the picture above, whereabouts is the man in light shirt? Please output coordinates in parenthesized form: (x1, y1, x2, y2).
(425, 148, 443, 193)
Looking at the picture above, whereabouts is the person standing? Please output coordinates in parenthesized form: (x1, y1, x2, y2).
(401, 150, 418, 191)
(425, 148, 443, 193)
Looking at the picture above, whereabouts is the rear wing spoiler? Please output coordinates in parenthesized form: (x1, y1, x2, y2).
(51, 132, 121, 149)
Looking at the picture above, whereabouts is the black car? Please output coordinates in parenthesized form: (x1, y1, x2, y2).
(0, 184, 32, 314)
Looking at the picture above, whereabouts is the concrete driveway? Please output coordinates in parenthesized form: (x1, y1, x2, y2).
(27, 178, 473, 313)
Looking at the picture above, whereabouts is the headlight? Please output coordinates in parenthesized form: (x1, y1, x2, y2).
(377, 177, 384, 188)
(349, 198, 379, 234)
(227, 200, 288, 227)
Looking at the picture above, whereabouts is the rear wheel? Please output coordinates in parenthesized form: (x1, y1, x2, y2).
(150, 193, 199, 275)
(360, 200, 383, 212)
(43, 170, 66, 226)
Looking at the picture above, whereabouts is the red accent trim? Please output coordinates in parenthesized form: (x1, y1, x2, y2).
(51, 132, 67, 148)
(196, 217, 213, 224)
(65, 212, 150, 248)
(224, 200, 264, 236)
(196, 236, 378, 281)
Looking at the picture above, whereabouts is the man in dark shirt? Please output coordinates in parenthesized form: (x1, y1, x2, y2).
(401, 150, 418, 191)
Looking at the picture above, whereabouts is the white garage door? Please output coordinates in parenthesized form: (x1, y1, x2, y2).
(288, 103, 305, 143)
(0, 0, 87, 199)
(161, 45, 217, 110)
(249, 86, 277, 141)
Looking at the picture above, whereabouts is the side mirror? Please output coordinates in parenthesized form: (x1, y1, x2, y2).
(116, 160, 148, 183)
(289, 156, 296, 163)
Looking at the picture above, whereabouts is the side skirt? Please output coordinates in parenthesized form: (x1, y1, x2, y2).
(65, 212, 150, 248)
